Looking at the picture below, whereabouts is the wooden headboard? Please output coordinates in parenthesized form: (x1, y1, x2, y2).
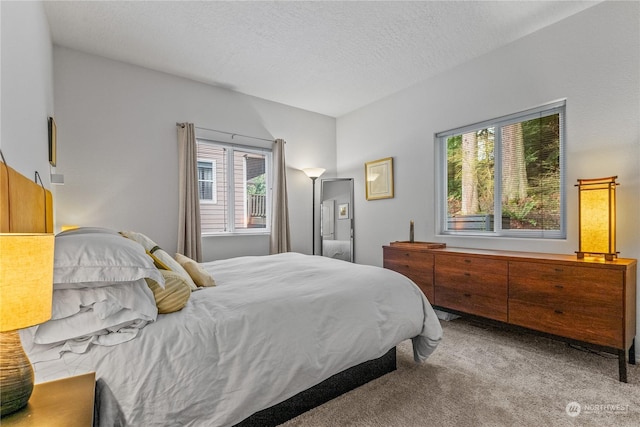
(0, 161, 53, 233)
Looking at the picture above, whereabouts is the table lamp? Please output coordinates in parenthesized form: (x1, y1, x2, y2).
(0, 233, 55, 417)
(576, 176, 618, 260)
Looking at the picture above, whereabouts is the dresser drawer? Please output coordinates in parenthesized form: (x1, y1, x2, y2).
(509, 262, 623, 317)
(436, 254, 508, 276)
(435, 286, 507, 322)
(434, 253, 508, 320)
(383, 247, 434, 301)
(435, 254, 507, 299)
(509, 300, 623, 348)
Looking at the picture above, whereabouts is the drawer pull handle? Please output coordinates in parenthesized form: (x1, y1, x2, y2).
(464, 293, 471, 297)
(554, 284, 564, 289)
(464, 259, 471, 263)
(554, 310, 563, 314)
(555, 268, 563, 273)
(464, 272, 471, 277)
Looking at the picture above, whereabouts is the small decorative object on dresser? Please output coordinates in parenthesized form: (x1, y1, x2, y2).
(383, 244, 637, 382)
(409, 220, 414, 242)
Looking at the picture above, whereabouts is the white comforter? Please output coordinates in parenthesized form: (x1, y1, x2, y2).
(26, 253, 442, 426)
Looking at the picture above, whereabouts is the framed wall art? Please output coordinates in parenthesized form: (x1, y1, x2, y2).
(338, 203, 349, 219)
(365, 157, 394, 200)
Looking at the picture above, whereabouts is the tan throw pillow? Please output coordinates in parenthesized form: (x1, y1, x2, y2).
(175, 253, 216, 287)
(146, 270, 191, 314)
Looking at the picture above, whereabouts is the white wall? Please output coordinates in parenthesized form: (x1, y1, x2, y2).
(52, 47, 336, 259)
(338, 1, 639, 267)
(337, 1, 639, 358)
(1, 1, 55, 185)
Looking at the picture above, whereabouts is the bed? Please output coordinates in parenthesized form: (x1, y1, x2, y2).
(3, 162, 443, 427)
(321, 239, 351, 261)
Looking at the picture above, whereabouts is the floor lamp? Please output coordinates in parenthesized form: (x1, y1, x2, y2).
(302, 168, 325, 255)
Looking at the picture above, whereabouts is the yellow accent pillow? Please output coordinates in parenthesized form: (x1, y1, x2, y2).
(145, 270, 191, 314)
(147, 250, 171, 271)
(175, 253, 216, 287)
(120, 231, 197, 290)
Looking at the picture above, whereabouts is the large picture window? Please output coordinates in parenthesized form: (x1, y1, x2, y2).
(197, 139, 271, 234)
(436, 100, 565, 238)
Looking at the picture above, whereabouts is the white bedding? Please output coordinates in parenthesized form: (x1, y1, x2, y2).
(23, 252, 442, 427)
(322, 239, 351, 261)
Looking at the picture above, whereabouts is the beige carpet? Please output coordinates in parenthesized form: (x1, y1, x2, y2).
(282, 318, 639, 427)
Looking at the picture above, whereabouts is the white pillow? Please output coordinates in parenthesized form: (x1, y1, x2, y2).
(56, 226, 121, 237)
(120, 230, 157, 251)
(121, 231, 197, 291)
(54, 232, 164, 288)
(33, 279, 157, 345)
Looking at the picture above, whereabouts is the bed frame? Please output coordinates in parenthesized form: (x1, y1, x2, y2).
(0, 161, 53, 233)
(2, 161, 397, 426)
(236, 347, 396, 426)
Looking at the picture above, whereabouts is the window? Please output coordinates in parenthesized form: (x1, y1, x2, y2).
(196, 139, 271, 234)
(436, 100, 565, 238)
(197, 160, 216, 203)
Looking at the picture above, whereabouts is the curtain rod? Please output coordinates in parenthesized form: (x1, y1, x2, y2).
(176, 123, 273, 143)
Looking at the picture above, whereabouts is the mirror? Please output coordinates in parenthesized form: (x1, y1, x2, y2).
(320, 178, 354, 262)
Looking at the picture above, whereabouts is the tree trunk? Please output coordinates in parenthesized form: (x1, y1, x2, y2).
(461, 132, 478, 214)
(502, 123, 527, 202)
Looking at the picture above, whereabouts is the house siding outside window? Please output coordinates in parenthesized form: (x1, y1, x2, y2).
(197, 139, 271, 234)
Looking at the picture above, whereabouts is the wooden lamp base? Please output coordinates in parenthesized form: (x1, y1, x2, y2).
(0, 331, 34, 417)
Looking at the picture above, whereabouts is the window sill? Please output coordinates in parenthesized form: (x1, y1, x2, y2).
(202, 231, 270, 238)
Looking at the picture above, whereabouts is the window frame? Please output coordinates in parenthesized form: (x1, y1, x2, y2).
(196, 138, 272, 236)
(435, 100, 566, 239)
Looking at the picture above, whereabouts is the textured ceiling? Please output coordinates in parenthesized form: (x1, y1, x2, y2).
(43, 1, 600, 117)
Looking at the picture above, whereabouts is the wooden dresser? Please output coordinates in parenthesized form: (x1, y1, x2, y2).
(383, 244, 637, 382)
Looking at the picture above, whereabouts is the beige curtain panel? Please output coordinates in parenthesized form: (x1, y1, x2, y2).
(270, 139, 291, 254)
(177, 122, 203, 261)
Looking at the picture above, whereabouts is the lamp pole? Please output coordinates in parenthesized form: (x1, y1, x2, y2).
(310, 176, 318, 255)
(302, 168, 326, 255)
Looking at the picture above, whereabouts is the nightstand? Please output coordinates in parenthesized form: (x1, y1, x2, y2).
(1, 372, 95, 426)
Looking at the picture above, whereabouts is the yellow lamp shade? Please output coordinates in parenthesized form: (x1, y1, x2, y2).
(0, 233, 55, 332)
(576, 176, 617, 260)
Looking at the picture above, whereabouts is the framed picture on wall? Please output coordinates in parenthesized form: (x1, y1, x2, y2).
(48, 117, 57, 167)
(338, 203, 349, 219)
(365, 157, 394, 200)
